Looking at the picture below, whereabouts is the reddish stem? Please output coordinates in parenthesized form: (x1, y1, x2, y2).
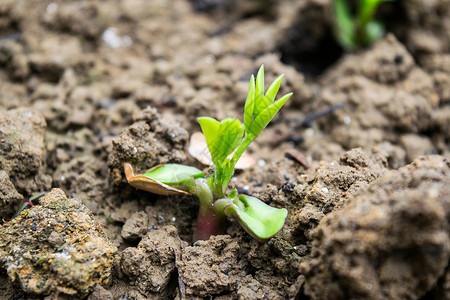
(194, 208, 226, 241)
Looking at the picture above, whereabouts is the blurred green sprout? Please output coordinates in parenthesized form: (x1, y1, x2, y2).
(333, 0, 392, 50)
(124, 65, 291, 242)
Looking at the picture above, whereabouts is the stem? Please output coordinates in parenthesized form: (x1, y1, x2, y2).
(220, 134, 254, 192)
(190, 178, 213, 209)
(193, 134, 255, 240)
(231, 135, 254, 166)
(212, 166, 225, 199)
(194, 208, 226, 241)
(355, 0, 383, 46)
(190, 178, 228, 241)
(357, 0, 378, 26)
(12, 192, 45, 219)
(194, 198, 234, 240)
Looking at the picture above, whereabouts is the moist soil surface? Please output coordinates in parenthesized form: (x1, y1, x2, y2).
(0, 0, 449, 299)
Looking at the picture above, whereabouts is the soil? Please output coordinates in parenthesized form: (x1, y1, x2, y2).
(0, 0, 449, 299)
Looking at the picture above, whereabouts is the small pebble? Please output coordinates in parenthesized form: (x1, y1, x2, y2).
(305, 128, 314, 137)
(102, 27, 133, 48)
(46, 3, 57, 14)
(282, 182, 295, 192)
(343, 116, 351, 125)
(237, 185, 250, 195)
(257, 159, 266, 167)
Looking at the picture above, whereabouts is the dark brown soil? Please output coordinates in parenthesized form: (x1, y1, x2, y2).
(0, 0, 449, 299)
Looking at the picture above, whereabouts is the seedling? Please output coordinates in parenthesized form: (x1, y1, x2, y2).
(333, 0, 392, 50)
(125, 65, 291, 242)
(12, 192, 46, 219)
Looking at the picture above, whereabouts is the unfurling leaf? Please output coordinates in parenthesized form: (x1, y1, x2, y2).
(188, 132, 256, 169)
(197, 116, 221, 162)
(248, 92, 292, 138)
(198, 117, 244, 166)
(215, 118, 245, 163)
(333, 0, 354, 49)
(243, 75, 255, 131)
(333, 0, 391, 50)
(253, 65, 265, 118)
(244, 65, 292, 139)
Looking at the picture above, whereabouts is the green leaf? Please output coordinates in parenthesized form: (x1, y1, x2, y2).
(254, 65, 265, 118)
(244, 75, 255, 131)
(243, 65, 292, 139)
(198, 117, 244, 166)
(264, 74, 284, 105)
(124, 163, 199, 195)
(364, 20, 384, 45)
(247, 92, 292, 137)
(198, 116, 221, 163)
(227, 188, 238, 199)
(358, 0, 391, 25)
(254, 66, 272, 119)
(143, 164, 205, 184)
(215, 118, 245, 163)
(224, 195, 288, 242)
(333, 0, 391, 50)
(333, 0, 355, 49)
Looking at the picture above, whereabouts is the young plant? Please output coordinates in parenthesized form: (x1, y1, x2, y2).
(124, 65, 291, 242)
(12, 192, 45, 219)
(333, 0, 392, 50)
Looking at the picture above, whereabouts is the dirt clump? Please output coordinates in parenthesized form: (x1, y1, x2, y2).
(86, 285, 114, 300)
(233, 149, 389, 299)
(301, 155, 450, 300)
(286, 148, 388, 234)
(420, 53, 450, 104)
(420, 53, 450, 157)
(0, 107, 51, 195)
(120, 211, 149, 242)
(398, 0, 450, 56)
(236, 274, 285, 300)
(0, 40, 30, 81)
(178, 235, 239, 297)
(120, 225, 184, 297)
(0, 188, 117, 296)
(108, 107, 188, 185)
(41, 1, 114, 41)
(312, 34, 443, 166)
(0, 170, 23, 220)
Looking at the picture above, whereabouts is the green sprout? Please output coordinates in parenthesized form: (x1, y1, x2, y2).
(333, 0, 392, 50)
(12, 192, 46, 219)
(124, 65, 291, 242)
